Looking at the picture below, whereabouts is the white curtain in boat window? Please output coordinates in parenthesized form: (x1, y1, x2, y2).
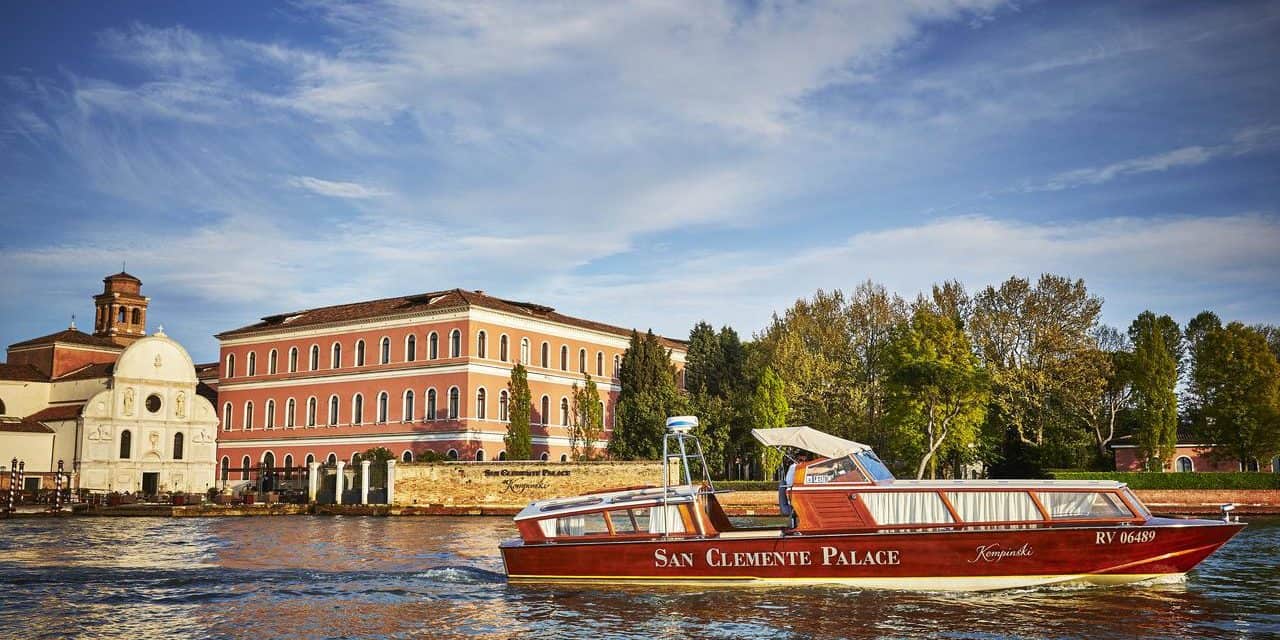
(859, 492, 953, 525)
(649, 505, 687, 534)
(946, 491, 1042, 523)
(1037, 492, 1130, 519)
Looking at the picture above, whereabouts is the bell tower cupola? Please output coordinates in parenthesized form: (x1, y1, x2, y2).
(93, 271, 149, 346)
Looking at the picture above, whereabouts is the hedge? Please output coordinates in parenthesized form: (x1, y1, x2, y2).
(716, 481, 778, 492)
(1047, 471, 1280, 490)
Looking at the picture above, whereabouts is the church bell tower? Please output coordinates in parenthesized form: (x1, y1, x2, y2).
(93, 271, 149, 346)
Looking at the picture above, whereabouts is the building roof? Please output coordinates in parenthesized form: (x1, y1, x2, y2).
(217, 288, 688, 349)
(7, 328, 122, 351)
(0, 416, 55, 434)
(25, 404, 85, 422)
(104, 271, 141, 283)
(195, 362, 219, 380)
(0, 363, 48, 382)
(53, 362, 115, 382)
(1110, 429, 1208, 448)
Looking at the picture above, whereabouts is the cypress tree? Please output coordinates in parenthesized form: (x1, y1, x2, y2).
(505, 363, 533, 460)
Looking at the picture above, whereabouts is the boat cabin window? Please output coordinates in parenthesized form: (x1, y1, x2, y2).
(946, 491, 1042, 523)
(854, 451, 895, 481)
(1036, 492, 1132, 520)
(535, 505, 686, 538)
(860, 491, 954, 526)
(550, 512, 611, 537)
(804, 456, 868, 485)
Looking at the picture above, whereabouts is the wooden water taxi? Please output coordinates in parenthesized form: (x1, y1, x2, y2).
(500, 418, 1244, 591)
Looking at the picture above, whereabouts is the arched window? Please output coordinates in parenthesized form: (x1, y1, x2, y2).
(377, 391, 389, 423)
(476, 388, 487, 420)
(560, 454, 568, 462)
(327, 453, 337, 465)
(309, 345, 319, 371)
(449, 330, 461, 358)
(579, 349, 587, 373)
(263, 451, 275, 470)
(352, 394, 364, 425)
(243, 401, 254, 430)
(1176, 456, 1193, 472)
(560, 397, 569, 426)
(289, 347, 298, 373)
(286, 398, 296, 427)
(119, 430, 132, 459)
(356, 340, 366, 366)
(477, 331, 488, 358)
(426, 388, 437, 420)
(1273, 456, 1280, 474)
(540, 395, 550, 425)
(499, 390, 509, 422)
(521, 338, 530, 364)
(225, 353, 236, 378)
(241, 455, 251, 480)
(118, 308, 127, 323)
(475, 449, 486, 462)
(1244, 459, 1260, 472)
(406, 335, 417, 361)
(429, 332, 439, 359)
(540, 452, 549, 462)
(307, 397, 317, 427)
(498, 451, 508, 461)
(265, 399, 276, 429)
(221, 456, 230, 482)
(499, 334, 509, 362)
(403, 390, 415, 422)
(331, 342, 342, 368)
(446, 449, 459, 461)
(306, 453, 315, 466)
(402, 450, 413, 463)
(380, 337, 391, 364)
(614, 355, 621, 378)
(541, 342, 550, 368)
(448, 387, 460, 420)
(328, 395, 339, 426)
(131, 308, 141, 324)
(596, 352, 604, 376)
(247, 352, 257, 376)
(222, 402, 233, 430)
(0, 398, 5, 415)
(269, 349, 278, 374)
(560, 345, 568, 371)
(284, 454, 293, 473)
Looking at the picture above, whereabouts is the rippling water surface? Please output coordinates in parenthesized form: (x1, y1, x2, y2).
(1, 515, 1276, 639)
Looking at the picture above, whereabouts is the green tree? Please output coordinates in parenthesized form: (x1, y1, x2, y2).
(885, 308, 989, 479)
(688, 390, 732, 478)
(750, 367, 789, 480)
(609, 330, 685, 460)
(1062, 326, 1133, 465)
(570, 373, 604, 460)
(505, 363, 533, 460)
(1187, 322, 1280, 468)
(1128, 312, 1180, 469)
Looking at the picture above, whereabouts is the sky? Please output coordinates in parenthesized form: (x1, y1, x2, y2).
(1, 0, 1278, 363)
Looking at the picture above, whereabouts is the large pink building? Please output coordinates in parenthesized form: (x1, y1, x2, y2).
(213, 289, 686, 477)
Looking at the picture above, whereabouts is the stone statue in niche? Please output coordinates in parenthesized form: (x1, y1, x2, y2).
(148, 431, 160, 452)
(175, 391, 186, 418)
(123, 388, 135, 416)
(192, 429, 213, 444)
(88, 424, 111, 441)
(154, 354, 163, 369)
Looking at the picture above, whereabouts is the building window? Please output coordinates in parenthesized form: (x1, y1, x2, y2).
(173, 432, 184, 460)
(131, 308, 141, 324)
(560, 346, 568, 371)
(449, 330, 461, 358)
(119, 430, 132, 459)
(289, 347, 298, 373)
(327, 453, 337, 465)
(352, 394, 364, 425)
(429, 332, 439, 359)
(499, 390, 509, 422)
(403, 390, 415, 422)
(241, 455, 251, 480)
(307, 397, 317, 427)
(560, 397, 569, 426)
(380, 337, 391, 364)
(244, 401, 254, 430)
(377, 391, 389, 423)
(540, 395, 550, 425)
(498, 451, 507, 461)
(521, 338, 530, 365)
(331, 342, 342, 369)
(426, 388, 437, 420)
(402, 450, 413, 462)
(447, 449, 459, 461)
(579, 349, 586, 373)
(223, 403, 232, 430)
(476, 388, 487, 420)
(247, 352, 257, 376)
(286, 398, 296, 427)
(475, 449, 486, 462)
(356, 340, 366, 366)
(478, 331, 488, 359)
(499, 334, 508, 362)
(269, 349, 278, 374)
(1176, 456, 1193, 472)
(309, 345, 319, 371)
(328, 395, 339, 426)
(221, 456, 230, 482)
(614, 355, 621, 378)
(1273, 456, 1280, 474)
(265, 399, 276, 429)
(541, 342, 549, 368)
(560, 454, 568, 462)
(225, 353, 236, 378)
(540, 452, 549, 462)
(306, 453, 315, 466)
(118, 308, 126, 323)
(448, 387, 460, 419)
(596, 352, 604, 376)
(284, 454, 293, 472)
(406, 335, 417, 361)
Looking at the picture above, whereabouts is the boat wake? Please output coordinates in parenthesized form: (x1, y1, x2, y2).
(415, 566, 507, 584)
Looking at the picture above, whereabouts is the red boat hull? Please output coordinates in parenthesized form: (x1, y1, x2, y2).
(501, 518, 1244, 591)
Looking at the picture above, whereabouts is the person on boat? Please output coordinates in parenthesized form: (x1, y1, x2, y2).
(778, 452, 809, 528)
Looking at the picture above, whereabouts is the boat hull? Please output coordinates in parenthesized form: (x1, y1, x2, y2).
(501, 518, 1244, 591)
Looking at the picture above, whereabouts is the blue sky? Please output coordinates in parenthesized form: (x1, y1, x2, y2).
(1, 0, 1278, 363)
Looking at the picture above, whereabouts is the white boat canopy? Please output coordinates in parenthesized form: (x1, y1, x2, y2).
(751, 426, 871, 459)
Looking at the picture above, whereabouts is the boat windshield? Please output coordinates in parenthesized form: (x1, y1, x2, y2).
(854, 451, 895, 481)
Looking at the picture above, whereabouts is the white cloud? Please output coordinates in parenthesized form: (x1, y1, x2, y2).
(287, 176, 390, 199)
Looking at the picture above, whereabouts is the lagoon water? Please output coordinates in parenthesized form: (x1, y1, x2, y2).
(0, 516, 1276, 639)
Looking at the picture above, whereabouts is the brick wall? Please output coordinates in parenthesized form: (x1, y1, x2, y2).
(394, 460, 668, 508)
